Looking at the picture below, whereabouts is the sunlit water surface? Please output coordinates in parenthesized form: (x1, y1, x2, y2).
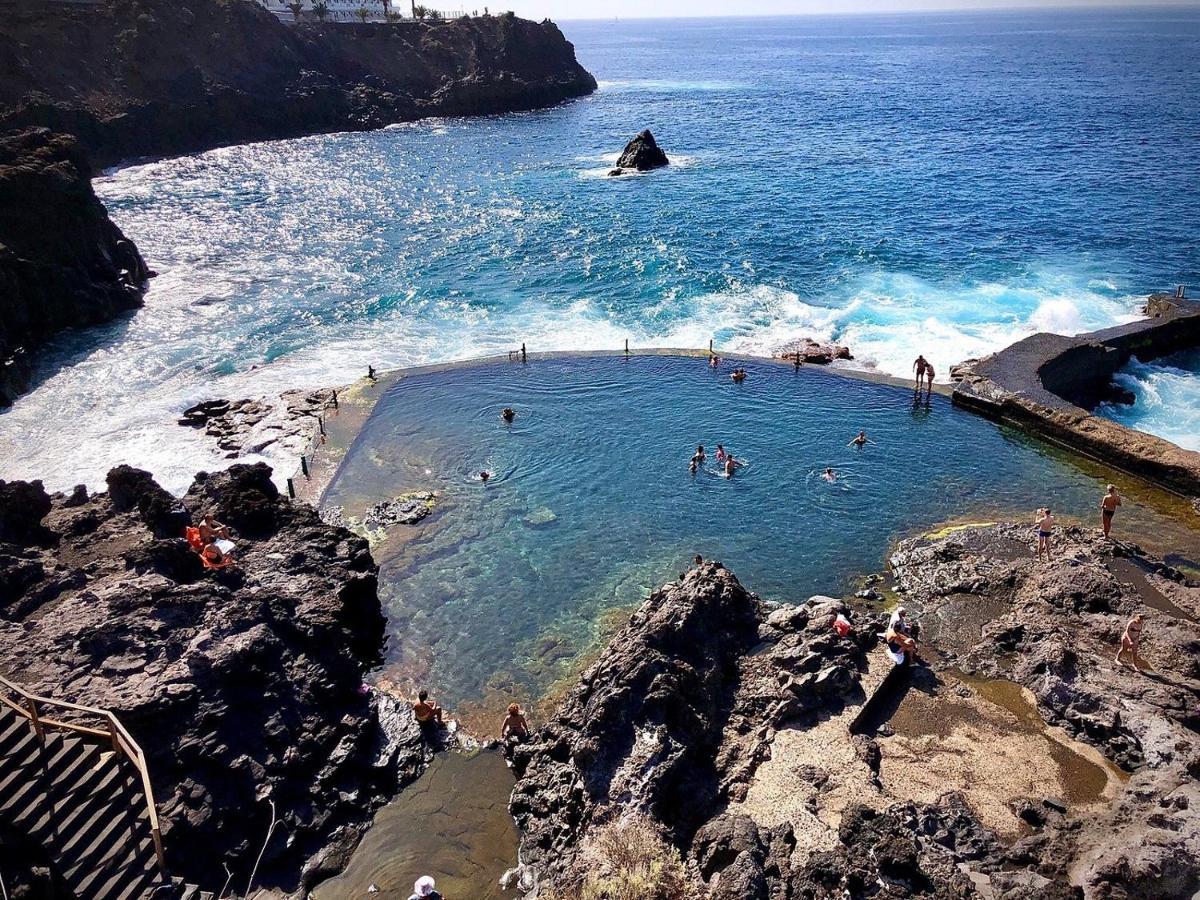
(323, 356, 1200, 720)
(3, 8, 1199, 492)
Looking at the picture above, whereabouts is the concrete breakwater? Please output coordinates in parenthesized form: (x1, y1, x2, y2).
(953, 294, 1200, 497)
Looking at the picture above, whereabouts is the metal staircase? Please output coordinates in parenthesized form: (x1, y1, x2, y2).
(0, 676, 212, 900)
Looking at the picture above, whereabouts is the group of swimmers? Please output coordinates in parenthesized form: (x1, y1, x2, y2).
(689, 444, 743, 478)
(184, 513, 237, 569)
(708, 355, 748, 383)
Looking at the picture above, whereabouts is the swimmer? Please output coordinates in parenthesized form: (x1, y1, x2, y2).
(848, 431, 870, 448)
(480, 470, 491, 483)
(823, 467, 836, 482)
(731, 368, 747, 383)
(724, 455, 742, 478)
(715, 444, 727, 463)
(1035, 507, 1054, 560)
(689, 458, 699, 476)
(691, 444, 706, 464)
(501, 407, 515, 423)
(913, 354, 928, 391)
(709, 355, 721, 368)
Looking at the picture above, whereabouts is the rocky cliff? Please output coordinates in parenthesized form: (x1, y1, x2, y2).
(0, 0, 598, 168)
(0, 128, 149, 406)
(0, 463, 431, 892)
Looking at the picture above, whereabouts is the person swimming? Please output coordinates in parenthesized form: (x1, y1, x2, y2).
(692, 444, 706, 464)
(709, 355, 721, 368)
(689, 458, 699, 476)
(823, 467, 836, 482)
(501, 407, 515, 423)
(724, 455, 742, 478)
(848, 430, 869, 448)
(480, 470, 491, 483)
(715, 444, 726, 462)
(731, 368, 747, 383)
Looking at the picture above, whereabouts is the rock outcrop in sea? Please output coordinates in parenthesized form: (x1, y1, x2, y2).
(608, 129, 670, 175)
(0, 128, 150, 406)
(507, 534, 1200, 899)
(0, 463, 431, 892)
(0, 0, 598, 169)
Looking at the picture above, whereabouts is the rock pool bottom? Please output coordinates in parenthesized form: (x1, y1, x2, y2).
(323, 354, 1200, 727)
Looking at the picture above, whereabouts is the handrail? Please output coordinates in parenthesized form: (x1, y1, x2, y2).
(0, 673, 167, 874)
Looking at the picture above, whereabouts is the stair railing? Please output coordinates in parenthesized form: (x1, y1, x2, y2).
(0, 674, 167, 874)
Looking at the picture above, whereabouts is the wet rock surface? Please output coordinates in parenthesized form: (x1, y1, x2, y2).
(0, 463, 432, 892)
(774, 337, 854, 365)
(178, 389, 336, 460)
(890, 523, 1200, 899)
(608, 128, 670, 174)
(0, 128, 149, 406)
(0, 0, 597, 170)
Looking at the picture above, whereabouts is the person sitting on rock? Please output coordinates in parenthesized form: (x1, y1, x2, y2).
(409, 876, 443, 900)
(413, 690, 444, 727)
(502, 703, 529, 744)
(198, 513, 230, 544)
(501, 407, 516, 423)
(889, 607, 921, 644)
(1114, 613, 1145, 670)
(200, 541, 234, 570)
(884, 621, 918, 665)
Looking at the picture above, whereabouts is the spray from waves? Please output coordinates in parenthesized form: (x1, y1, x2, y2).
(1099, 351, 1200, 451)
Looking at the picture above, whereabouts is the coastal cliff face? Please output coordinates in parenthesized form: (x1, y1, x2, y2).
(0, 0, 597, 168)
(0, 128, 149, 406)
(0, 464, 430, 892)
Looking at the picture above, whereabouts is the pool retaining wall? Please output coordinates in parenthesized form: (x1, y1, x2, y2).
(953, 295, 1200, 498)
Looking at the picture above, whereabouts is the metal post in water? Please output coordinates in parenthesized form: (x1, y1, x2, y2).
(709, 339, 713, 354)
(300, 456, 310, 479)
(795, 351, 801, 370)
(521, 343, 527, 362)
(625, 338, 629, 355)
(287, 478, 296, 499)
(331, 389, 339, 409)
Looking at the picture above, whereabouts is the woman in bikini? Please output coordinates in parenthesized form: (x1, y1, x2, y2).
(1114, 613, 1145, 670)
(1100, 484, 1122, 537)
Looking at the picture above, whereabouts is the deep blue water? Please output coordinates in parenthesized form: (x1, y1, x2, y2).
(323, 355, 1198, 715)
(2, 7, 1198, 493)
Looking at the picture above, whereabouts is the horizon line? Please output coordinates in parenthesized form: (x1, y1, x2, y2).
(551, 1, 1200, 24)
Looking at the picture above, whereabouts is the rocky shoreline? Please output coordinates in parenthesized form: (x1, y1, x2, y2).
(0, 128, 150, 406)
(0, 464, 434, 894)
(505, 527, 1200, 899)
(0, 0, 597, 170)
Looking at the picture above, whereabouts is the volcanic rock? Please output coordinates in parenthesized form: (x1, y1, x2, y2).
(0, 0, 597, 169)
(0, 463, 431, 891)
(0, 128, 149, 406)
(610, 129, 670, 173)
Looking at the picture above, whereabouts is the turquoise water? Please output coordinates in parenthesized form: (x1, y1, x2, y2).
(323, 355, 1196, 717)
(3, 8, 1198, 493)
(1100, 350, 1200, 451)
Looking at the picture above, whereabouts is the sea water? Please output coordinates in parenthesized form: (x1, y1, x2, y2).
(322, 355, 1200, 725)
(2, 8, 1198, 493)
(1099, 350, 1200, 450)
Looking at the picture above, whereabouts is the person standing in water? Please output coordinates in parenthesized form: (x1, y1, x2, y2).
(724, 455, 740, 478)
(1036, 507, 1055, 560)
(823, 467, 836, 482)
(913, 354, 928, 391)
(501, 407, 515, 423)
(1100, 484, 1122, 537)
(716, 444, 727, 463)
(1114, 613, 1145, 670)
(849, 430, 870, 448)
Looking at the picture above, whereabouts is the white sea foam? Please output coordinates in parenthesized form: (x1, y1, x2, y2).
(1101, 354, 1200, 451)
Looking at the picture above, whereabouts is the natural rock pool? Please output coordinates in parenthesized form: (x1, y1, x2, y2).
(323, 354, 1200, 727)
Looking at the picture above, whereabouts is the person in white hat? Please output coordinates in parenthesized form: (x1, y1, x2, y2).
(409, 876, 444, 900)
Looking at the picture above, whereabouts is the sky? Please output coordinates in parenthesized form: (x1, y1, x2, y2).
(499, 0, 1197, 23)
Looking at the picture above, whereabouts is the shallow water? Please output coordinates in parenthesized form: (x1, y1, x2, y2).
(313, 750, 516, 900)
(322, 355, 1200, 723)
(1099, 350, 1200, 451)
(4, 8, 1199, 493)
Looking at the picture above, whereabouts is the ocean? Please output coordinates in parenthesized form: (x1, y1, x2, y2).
(2, 6, 1198, 492)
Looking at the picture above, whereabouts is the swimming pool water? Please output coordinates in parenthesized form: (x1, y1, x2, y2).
(323, 355, 1199, 722)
